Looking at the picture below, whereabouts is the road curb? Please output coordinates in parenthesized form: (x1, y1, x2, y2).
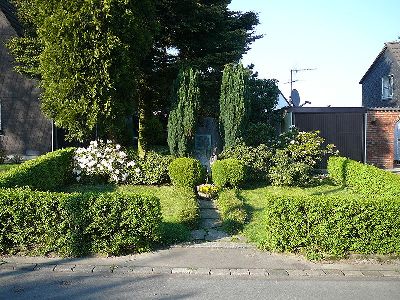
(1, 263, 400, 279)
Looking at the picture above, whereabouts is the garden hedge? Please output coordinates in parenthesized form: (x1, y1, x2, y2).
(328, 156, 400, 197)
(215, 189, 247, 234)
(258, 193, 400, 258)
(212, 158, 245, 188)
(0, 188, 161, 256)
(168, 157, 205, 189)
(0, 148, 75, 191)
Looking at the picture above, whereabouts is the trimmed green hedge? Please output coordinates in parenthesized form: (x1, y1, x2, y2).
(0, 188, 161, 256)
(168, 157, 205, 189)
(327, 156, 400, 197)
(0, 148, 75, 191)
(327, 156, 348, 186)
(212, 159, 245, 188)
(215, 189, 247, 234)
(258, 193, 400, 258)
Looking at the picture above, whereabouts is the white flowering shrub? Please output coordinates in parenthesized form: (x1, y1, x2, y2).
(269, 128, 336, 186)
(73, 140, 141, 184)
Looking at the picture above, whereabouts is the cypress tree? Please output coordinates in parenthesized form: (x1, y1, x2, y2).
(219, 63, 250, 149)
(167, 68, 200, 157)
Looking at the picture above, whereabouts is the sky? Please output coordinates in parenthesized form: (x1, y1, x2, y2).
(229, 0, 399, 107)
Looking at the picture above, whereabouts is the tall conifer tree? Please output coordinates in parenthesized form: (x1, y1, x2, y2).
(219, 63, 250, 149)
(167, 68, 200, 157)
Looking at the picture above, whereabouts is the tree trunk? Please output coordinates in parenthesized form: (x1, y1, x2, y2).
(137, 97, 147, 158)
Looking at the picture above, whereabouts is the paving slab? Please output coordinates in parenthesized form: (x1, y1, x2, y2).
(191, 229, 207, 240)
(190, 268, 211, 275)
(323, 269, 344, 277)
(199, 218, 222, 229)
(305, 269, 326, 277)
(342, 270, 364, 277)
(381, 270, 400, 277)
(171, 267, 192, 274)
(268, 269, 289, 277)
(200, 209, 220, 219)
(198, 200, 215, 209)
(205, 229, 229, 241)
(230, 268, 250, 276)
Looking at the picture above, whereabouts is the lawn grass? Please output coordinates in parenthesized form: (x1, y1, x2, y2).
(0, 164, 18, 173)
(240, 181, 357, 246)
(62, 184, 199, 245)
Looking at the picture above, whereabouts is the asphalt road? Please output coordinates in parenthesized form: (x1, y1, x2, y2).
(1, 271, 400, 300)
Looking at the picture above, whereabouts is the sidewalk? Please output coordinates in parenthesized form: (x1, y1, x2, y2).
(2, 240, 400, 279)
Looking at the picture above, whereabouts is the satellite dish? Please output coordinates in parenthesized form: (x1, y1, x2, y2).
(291, 89, 301, 106)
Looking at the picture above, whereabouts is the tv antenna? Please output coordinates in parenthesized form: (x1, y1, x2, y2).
(290, 68, 316, 94)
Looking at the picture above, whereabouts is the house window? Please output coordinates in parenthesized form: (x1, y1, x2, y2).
(382, 75, 394, 100)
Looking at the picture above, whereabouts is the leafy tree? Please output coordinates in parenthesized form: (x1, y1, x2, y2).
(8, 0, 261, 149)
(219, 63, 250, 149)
(243, 65, 280, 146)
(167, 68, 200, 157)
(8, 0, 156, 142)
(141, 0, 261, 119)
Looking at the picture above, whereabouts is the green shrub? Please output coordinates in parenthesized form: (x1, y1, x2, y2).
(0, 148, 75, 191)
(328, 156, 400, 197)
(168, 157, 205, 188)
(128, 151, 173, 185)
(244, 122, 276, 146)
(269, 129, 336, 186)
(168, 187, 199, 228)
(0, 188, 161, 256)
(327, 156, 348, 186)
(258, 193, 400, 258)
(87, 192, 162, 255)
(215, 189, 247, 234)
(219, 143, 273, 182)
(142, 116, 166, 146)
(212, 158, 245, 188)
(269, 149, 313, 186)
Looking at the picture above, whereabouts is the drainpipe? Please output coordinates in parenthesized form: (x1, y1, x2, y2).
(51, 120, 54, 152)
(364, 112, 367, 163)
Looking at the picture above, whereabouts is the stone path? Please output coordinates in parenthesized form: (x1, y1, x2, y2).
(190, 197, 230, 242)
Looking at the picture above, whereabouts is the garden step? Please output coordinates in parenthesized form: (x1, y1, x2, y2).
(198, 199, 215, 209)
(200, 209, 220, 219)
(200, 218, 222, 229)
(205, 229, 230, 241)
(191, 229, 207, 240)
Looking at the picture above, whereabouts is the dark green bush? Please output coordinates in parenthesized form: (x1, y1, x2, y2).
(258, 193, 400, 258)
(142, 116, 166, 146)
(244, 122, 276, 146)
(87, 192, 162, 255)
(0, 188, 161, 256)
(219, 143, 273, 182)
(215, 189, 247, 234)
(0, 148, 75, 191)
(168, 157, 205, 189)
(128, 151, 173, 185)
(212, 158, 245, 188)
(328, 156, 400, 197)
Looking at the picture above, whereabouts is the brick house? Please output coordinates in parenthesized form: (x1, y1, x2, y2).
(360, 42, 400, 168)
(0, 0, 52, 157)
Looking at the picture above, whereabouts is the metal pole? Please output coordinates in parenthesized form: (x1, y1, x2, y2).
(290, 69, 293, 95)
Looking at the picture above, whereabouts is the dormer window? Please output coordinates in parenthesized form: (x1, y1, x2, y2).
(382, 75, 394, 100)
